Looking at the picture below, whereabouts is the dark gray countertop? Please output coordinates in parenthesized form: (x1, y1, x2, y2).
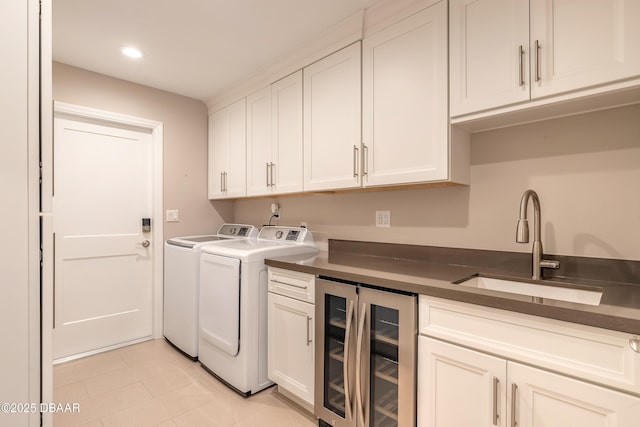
(265, 250, 640, 335)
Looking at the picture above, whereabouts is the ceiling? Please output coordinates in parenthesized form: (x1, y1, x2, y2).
(53, 0, 379, 102)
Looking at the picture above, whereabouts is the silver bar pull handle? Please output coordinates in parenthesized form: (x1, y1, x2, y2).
(511, 383, 518, 427)
(353, 145, 359, 178)
(266, 163, 270, 187)
(220, 171, 224, 192)
(270, 162, 275, 187)
(519, 45, 525, 87)
(355, 302, 367, 426)
(224, 172, 228, 192)
(362, 144, 369, 177)
(493, 377, 499, 425)
(630, 336, 640, 353)
(535, 40, 541, 83)
(343, 300, 355, 421)
(306, 315, 312, 346)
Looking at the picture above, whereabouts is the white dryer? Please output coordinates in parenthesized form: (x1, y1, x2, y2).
(163, 223, 258, 359)
(198, 226, 318, 395)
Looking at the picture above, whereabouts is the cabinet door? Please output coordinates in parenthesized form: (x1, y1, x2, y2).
(246, 87, 272, 196)
(207, 108, 228, 199)
(508, 361, 640, 427)
(530, 0, 640, 99)
(363, 1, 449, 186)
(304, 42, 362, 191)
(208, 99, 246, 199)
(418, 337, 507, 427)
(268, 293, 314, 406)
(226, 98, 247, 198)
(272, 71, 303, 194)
(449, 0, 529, 116)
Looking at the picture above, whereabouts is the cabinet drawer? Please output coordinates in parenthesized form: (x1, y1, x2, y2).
(268, 267, 315, 303)
(419, 295, 640, 395)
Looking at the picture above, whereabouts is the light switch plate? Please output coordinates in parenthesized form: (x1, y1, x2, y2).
(166, 210, 179, 222)
(375, 211, 391, 228)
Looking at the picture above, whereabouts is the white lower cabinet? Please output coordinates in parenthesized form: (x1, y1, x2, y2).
(509, 361, 640, 427)
(418, 296, 640, 427)
(419, 337, 506, 427)
(267, 268, 315, 409)
(419, 336, 640, 427)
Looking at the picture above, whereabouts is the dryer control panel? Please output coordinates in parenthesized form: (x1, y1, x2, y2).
(258, 226, 311, 244)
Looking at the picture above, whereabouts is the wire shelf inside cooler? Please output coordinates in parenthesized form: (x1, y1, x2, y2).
(329, 338, 345, 362)
(372, 318, 399, 345)
(373, 385, 399, 421)
(374, 355, 399, 385)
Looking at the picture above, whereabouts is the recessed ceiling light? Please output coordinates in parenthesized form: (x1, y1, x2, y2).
(121, 46, 144, 59)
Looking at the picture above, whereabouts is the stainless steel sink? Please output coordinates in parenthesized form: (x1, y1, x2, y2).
(454, 275, 603, 306)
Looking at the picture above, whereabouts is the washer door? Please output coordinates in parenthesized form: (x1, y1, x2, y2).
(199, 253, 240, 356)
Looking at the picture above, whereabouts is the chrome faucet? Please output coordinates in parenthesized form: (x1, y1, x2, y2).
(516, 190, 560, 280)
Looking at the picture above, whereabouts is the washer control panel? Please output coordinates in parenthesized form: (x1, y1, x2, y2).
(217, 223, 258, 238)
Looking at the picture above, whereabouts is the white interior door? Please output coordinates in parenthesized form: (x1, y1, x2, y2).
(53, 116, 153, 361)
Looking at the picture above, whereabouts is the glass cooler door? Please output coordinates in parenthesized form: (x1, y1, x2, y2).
(370, 305, 400, 427)
(359, 288, 416, 427)
(316, 279, 357, 427)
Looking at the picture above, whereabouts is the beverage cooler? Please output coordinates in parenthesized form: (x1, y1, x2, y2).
(315, 277, 417, 427)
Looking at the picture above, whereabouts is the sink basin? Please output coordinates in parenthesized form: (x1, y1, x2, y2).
(455, 275, 603, 306)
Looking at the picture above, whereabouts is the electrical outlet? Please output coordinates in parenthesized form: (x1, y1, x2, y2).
(166, 210, 179, 222)
(375, 211, 391, 228)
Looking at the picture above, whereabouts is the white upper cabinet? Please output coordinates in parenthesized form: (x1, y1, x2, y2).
(303, 42, 362, 192)
(208, 108, 227, 199)
(449, 0, 530, 116)
(208, 98, 246, 199)
(271, 71, 304, 194)
(246, 71, 304, 196)
(450, 0, 640, 118)
(246, 87, 272, 196)
(363, 1, 450, 186)
(530, 0, 640, 99)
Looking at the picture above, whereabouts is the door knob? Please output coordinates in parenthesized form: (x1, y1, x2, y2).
(139, 240, 150, 248)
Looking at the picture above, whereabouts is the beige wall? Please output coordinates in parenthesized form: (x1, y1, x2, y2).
(53, 62, 231, 239)
(234, 104, 640, 261)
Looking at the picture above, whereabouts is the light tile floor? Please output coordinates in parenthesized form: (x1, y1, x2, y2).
(53, 339, 317, 427)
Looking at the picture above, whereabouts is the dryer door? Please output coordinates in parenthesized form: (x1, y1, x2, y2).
(199, 253, 241, 356)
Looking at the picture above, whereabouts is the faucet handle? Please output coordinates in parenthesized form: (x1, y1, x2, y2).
(540, 259, 560, 270)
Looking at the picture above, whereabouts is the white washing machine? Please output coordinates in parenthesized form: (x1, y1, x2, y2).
(198, 226, 318, 395)
(163, 223, 258, 359)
